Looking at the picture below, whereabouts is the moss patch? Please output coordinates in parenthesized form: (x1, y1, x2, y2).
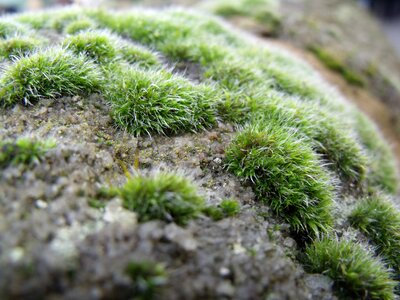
(350, 195, 400, 280)
(119, 173, 204, 225)
(225, 121, 334, 236)
(309, 46, 366, 87)
(305, 238, 395, 300)
(105, 66, 217, 136)
(0, 138, 55, 168)
(0, 47, 102, 106)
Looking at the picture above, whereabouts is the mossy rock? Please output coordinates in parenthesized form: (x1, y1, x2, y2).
(0, 6, 399, 300)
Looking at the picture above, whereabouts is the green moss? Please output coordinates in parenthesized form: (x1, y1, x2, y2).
(349, 195, 400, 277)
(63, 30, 160, 68)
(16, 11, 50, 29)
(119, 42, 161, 67)
(64, 19, 97, 34)
(201, 0, 281, 36)
(220, 199, 240, 216)
(119, 173, 204, 225)
(354, 113, 398, 194)
(305, 238, 395, 300)
(87, 198, 106, 209)
(125, 260, 166, 300)
(225, 121, 334, 236)
(253, 95, 367, 185)
(0, 138, 55, 168)
(309, 46, 366, 87)
(104, 66, 217, 136)
(0, 7, 398, 298)
(0, 47, 103, 106)
(63, 30, 118, 64)
(0, 19, 27, 38)
(0, 36, 42, 60)
(49, 10, 81, 32)
(203, 199, 240, 220)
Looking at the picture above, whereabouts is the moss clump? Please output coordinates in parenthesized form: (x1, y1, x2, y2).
(119, 173, 204, 225)
(49, 10, 81, 32)
(0, 47, 103, 106)
(0, 138, 55, 168)
(203, 199, 240, 220)
(125, 260, 166, 300)
(0, 20, 27, 38)
(63, 30, 118, 64)
(225, 122, 333, 236)
(16, 11, 51, 30)
(305, 238, 395, 300)
(105, 66, 217, 136)
(253, 95, 367, 185)
(64, 19, 97, 34)
(63, 30, 160, 67)
(349, 196, 400, 277)
(354, 113, 398, 194)
(201, 0, 281, 36)
(0, 36, 42, 60)
(119, 42, 161, 67)
(309, 46, 366, 87)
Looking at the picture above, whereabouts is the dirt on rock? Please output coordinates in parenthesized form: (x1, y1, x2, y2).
(0, 94, 335, 299)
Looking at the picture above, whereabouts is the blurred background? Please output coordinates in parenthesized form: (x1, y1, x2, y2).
(1, 0, 399, 54)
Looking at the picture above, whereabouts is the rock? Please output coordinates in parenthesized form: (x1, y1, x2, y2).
(164, 223, 198, 251)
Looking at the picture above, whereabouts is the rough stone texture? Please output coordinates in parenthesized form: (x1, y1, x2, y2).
(0, 94, 333, 299)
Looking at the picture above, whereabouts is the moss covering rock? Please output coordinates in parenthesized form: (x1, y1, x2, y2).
(0, 5, 399, 300)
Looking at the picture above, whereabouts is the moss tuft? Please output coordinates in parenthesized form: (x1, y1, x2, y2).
(305, 238, 395, 300)
(0, 47, 103, 106)
(203, 199, 240, 220)
(125, 260, 166, 300)
(0, 20, 27, 38)
(0, 138, 55, 168)
(349, 195, 400, 278)
(119, 42, 161, 67)
(119, 173, 204, 225)
(225, 121, 334, 236)
(0, 36, 42, 60)
(105, 66, 217, 136)
(354, 113, 398, 194)
(201, 0, 281, 36)
(63, 30, 118, 64)
(309, 46, 366, 87)
(64, 19, 97, 34)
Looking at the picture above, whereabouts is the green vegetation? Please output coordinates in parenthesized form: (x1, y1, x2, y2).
(201, 0, 281, 36)
(63, 30, 118, 64)
(0, 19, 27, 38)
(49, 10, 81, 32)
(354, 113, 398, 194)
(16, 11, 52, 29)
(119, 173, 204, 225)
(203, 199, 240, 220)
(63, 30, 160, 67)
(0, 8, 399, 297)
(309, 46, 366, 87)
(0, 36, 42, 60)
(225, 122, 333, 235)
(0, 47, 102, 106)
(118, 42, 160, 67)
(64, 19, 97, 34)
(105, 66, 217, 136)
(251, 95, 367, 184)
(349, 195, 400, 277)
(305, 238, 395, 300)
(125, 260, 166, 300)
(87, 198, 106, 209)
(0, 138, 55, 168)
